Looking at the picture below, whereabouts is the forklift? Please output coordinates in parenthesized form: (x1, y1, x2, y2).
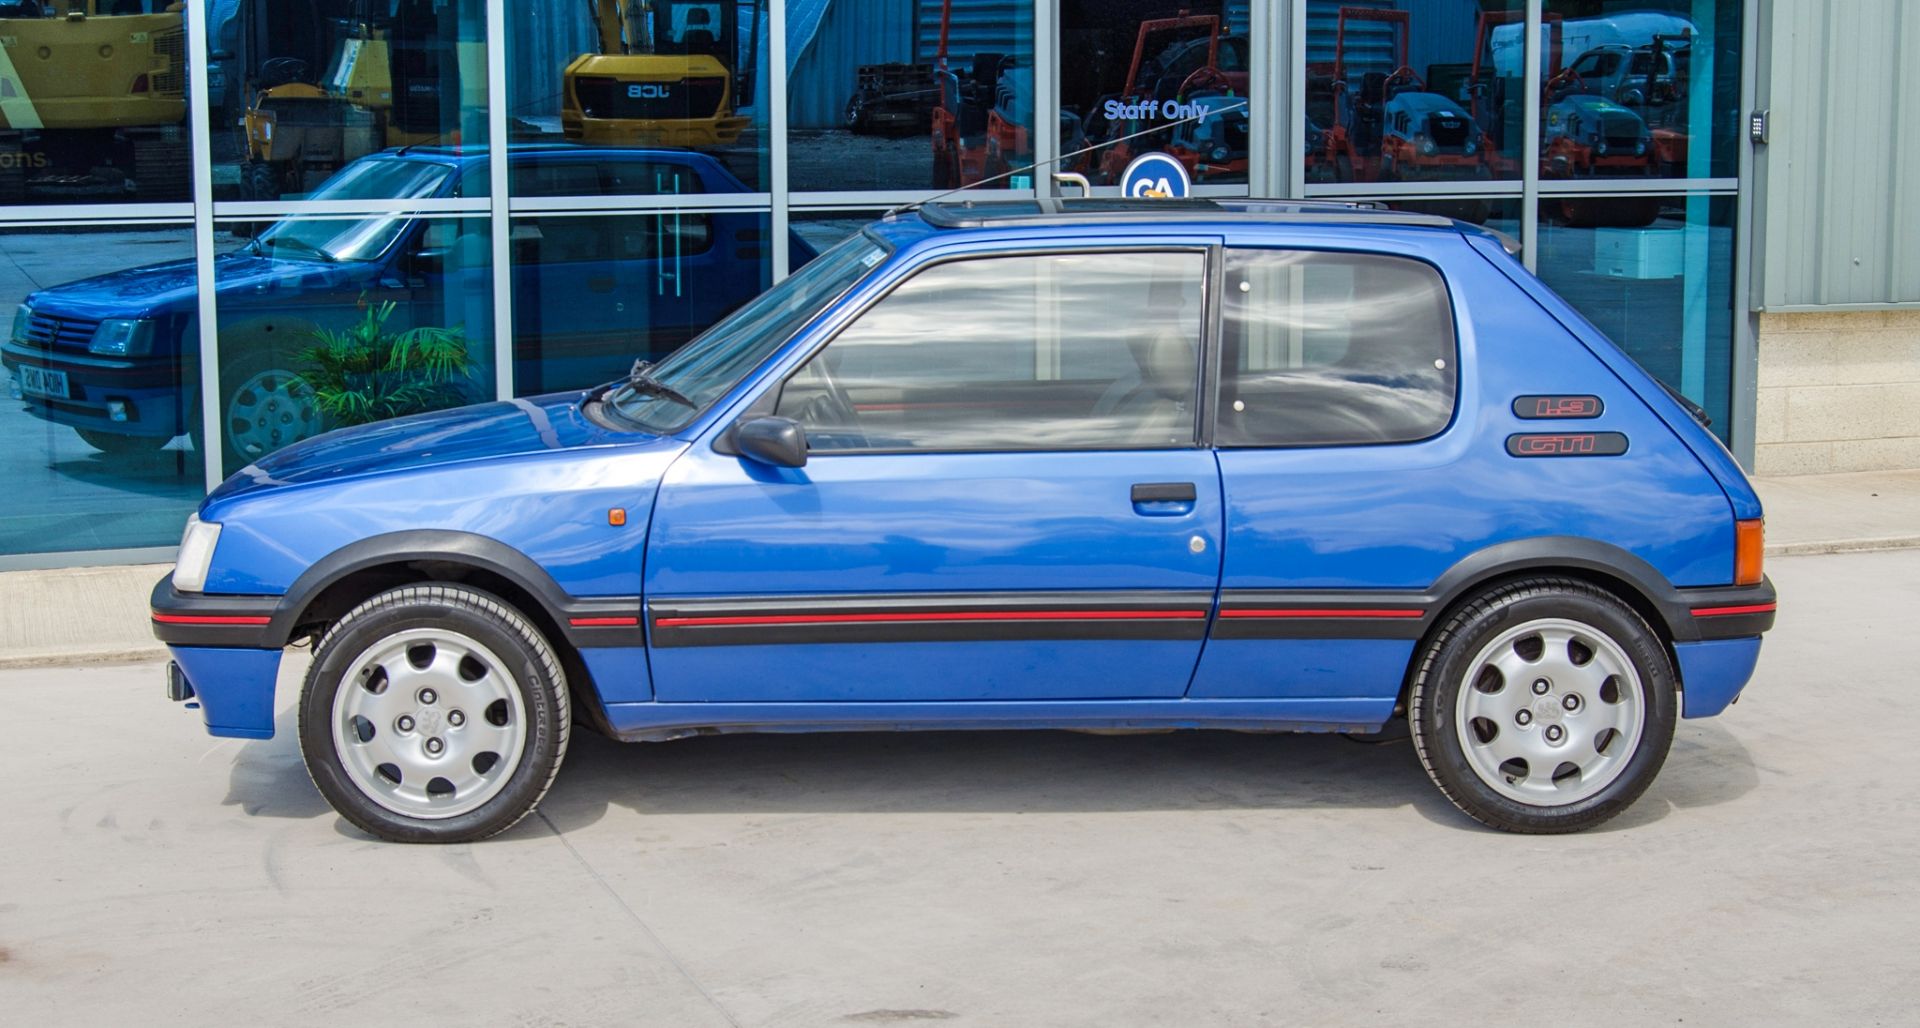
(237, 0, 483, 200)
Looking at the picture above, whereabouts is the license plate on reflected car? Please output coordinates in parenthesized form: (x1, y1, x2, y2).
(20, 366, 69, 399)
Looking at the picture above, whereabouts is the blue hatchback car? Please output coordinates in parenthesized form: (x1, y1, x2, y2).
(151, 199, 1776, 842)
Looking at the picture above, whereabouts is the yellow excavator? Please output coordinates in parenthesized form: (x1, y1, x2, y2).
(239, 0, 483, 200)
(0, 0, 189, 201)
(562, 0, 757, 148)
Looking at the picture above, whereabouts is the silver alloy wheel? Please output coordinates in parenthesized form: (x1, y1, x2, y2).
(330, 627, 527, 820)
(226, 368, 321, 461)
(1453, 617, 1646, 806)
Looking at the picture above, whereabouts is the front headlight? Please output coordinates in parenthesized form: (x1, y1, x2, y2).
(89, 318, 155, 357)
(11, 304, 29, 344)
(172, 515, 222, 594)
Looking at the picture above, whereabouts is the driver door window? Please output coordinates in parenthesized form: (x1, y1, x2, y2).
(774, 250, 1207, 452)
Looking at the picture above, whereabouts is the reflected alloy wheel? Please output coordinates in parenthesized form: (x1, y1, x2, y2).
(225, 367, 322, 464)
(299, 584, 570, 843)
(1409, 578, 1676, 833)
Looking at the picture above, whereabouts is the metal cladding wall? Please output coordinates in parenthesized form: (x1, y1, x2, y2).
(789, 0, 920, 129)
(787, 0, 1029, 130)
(1757, 0, 1920, 309)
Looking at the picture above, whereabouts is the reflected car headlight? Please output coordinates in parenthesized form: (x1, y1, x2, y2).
(1465, 138, 1478, 155)
(89, 318, 155, 357)
(1635, 140, 1648, 155)
(11, 304, 29, 344)
(172, 515, 222, 594)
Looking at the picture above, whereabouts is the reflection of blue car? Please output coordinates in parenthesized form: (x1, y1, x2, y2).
(2, 145, 809, 466)
(152, 199, 1774, 843)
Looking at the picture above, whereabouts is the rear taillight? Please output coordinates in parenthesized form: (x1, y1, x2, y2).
(1735, 519, 1765, 586)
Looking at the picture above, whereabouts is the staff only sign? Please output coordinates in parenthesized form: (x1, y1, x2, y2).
(1119, 151, 1192, 199)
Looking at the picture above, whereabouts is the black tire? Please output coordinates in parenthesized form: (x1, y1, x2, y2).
(1409, 577, 1677, 834)
(299, 584, 571, 844)
(75, 427, 170, 455)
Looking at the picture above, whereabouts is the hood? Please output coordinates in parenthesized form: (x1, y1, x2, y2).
(207, 390, 655, 504)
(26, 250, 372, 321)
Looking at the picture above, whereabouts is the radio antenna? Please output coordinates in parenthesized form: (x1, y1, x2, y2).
(883, 97, 1250, 219)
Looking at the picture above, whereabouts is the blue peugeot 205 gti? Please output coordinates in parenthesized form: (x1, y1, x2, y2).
(151, 199, 1776, 842)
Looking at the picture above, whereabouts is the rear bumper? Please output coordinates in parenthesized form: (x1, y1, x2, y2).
(1675, 636, 1764, 719)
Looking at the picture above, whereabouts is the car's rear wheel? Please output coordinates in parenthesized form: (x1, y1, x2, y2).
(299, 584, 570, 843)
(1409, 578, 1676, 833)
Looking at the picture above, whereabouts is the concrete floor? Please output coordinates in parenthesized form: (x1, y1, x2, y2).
(1, 549, 1914, 1026)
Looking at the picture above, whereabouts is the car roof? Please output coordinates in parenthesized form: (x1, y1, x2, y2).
(916, 197, 1457, 230)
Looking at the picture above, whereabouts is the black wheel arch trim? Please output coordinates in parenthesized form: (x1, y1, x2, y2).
(1420, 536, 1775, 644)
(150, 530, 644, 651)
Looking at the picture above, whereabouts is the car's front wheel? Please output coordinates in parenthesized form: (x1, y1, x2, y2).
(299, 584, 570, 843)
(1410, 578, 1676, 833)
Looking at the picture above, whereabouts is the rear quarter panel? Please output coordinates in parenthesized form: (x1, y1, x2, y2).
(1211, 225, 1736, 593)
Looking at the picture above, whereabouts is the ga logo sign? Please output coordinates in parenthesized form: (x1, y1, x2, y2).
(1120, 152, 1191, 199)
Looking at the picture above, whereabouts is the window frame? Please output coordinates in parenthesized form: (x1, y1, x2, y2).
(1206, 245, 1463, 451)
(768, 244, 1219, 458)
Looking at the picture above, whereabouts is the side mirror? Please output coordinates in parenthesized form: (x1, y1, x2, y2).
(733, 415, 807, 468)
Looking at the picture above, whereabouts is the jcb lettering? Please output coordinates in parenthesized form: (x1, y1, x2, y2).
(627, 83, 672, 100)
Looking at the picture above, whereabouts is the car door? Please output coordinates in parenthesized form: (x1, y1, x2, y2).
(643, 245, 1223, 703)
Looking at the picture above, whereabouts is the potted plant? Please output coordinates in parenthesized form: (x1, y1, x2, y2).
(297, 299, 473, 427)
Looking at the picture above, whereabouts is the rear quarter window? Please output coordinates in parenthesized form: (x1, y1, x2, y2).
(1216, 249, 1457, 448)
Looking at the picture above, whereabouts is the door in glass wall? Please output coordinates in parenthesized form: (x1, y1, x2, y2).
(787, 0, 1033, 193)
(0, 1, 193, 205)
(507, 0, 770, 194)
(206, 0, 488, 201)
(510, 208, 775, 395)
(1062, 0, 1253, 187)
(0, 223, 201, 555)
(1542, 0, 1741, 181)
(1535, 194, 1733, 437)
(211, 213, 493, 475)
(1302, 0, 1522, 186)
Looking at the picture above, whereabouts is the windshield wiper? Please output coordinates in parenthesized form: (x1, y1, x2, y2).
(261, 235, 337, 263)
(622, 359, 693, 408)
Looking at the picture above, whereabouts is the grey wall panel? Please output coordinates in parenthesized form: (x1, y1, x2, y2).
(1759, 0, 1920, 308)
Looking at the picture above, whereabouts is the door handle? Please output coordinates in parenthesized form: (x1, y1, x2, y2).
(1131, 482, 1197, 504)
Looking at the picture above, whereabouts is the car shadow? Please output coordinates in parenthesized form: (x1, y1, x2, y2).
(220, 708, 332, 821)
(534, 725, 1466, 833)
(221, 707, 1762, 839)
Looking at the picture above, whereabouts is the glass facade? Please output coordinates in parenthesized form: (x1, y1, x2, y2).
(0, 0, 1751, 565)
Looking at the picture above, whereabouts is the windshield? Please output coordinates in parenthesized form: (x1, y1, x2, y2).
(252, 158, 453, 263)
(607, 232, 891, 433)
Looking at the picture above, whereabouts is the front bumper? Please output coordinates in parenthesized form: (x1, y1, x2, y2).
(4, 340, 191, 438)
(166, 645, 284, 739)
(153, 575, 286, 739)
